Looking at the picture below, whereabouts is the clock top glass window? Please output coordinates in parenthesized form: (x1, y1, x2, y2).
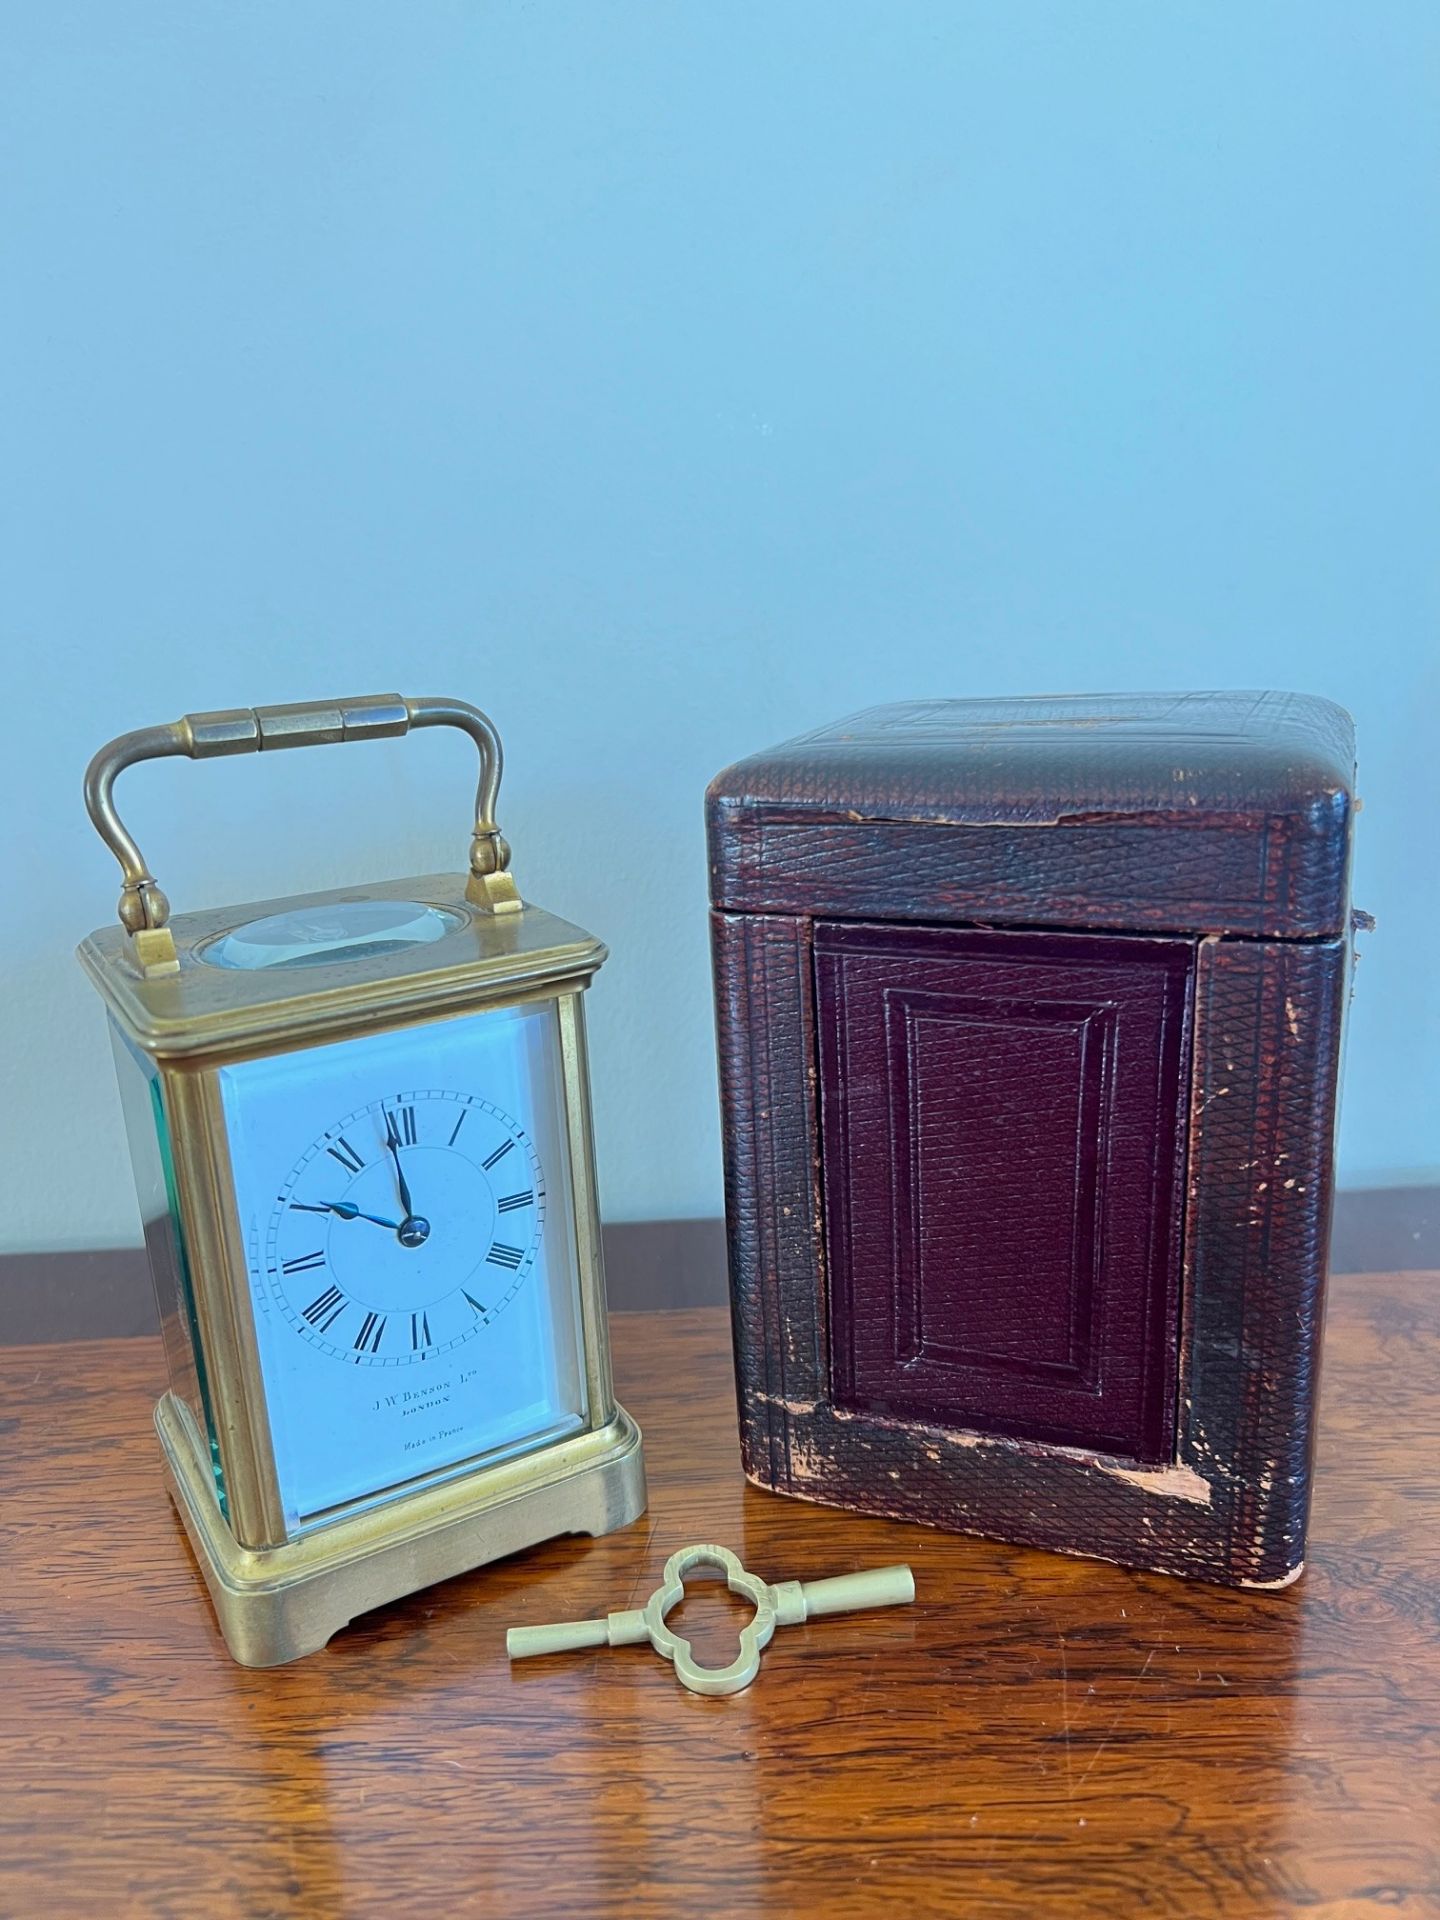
(78, 695, 645, 1665)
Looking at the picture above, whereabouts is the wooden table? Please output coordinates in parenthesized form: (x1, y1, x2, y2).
(4, 1274, 1439, 1919)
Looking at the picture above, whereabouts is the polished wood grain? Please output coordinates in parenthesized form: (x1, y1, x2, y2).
(3, 1274, 1438, 1919)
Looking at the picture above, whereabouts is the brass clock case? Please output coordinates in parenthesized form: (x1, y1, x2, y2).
(78, 697, 646, 1665)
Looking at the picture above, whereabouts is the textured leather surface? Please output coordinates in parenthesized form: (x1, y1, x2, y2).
(711, 909, 828, 1495)
(710, 690, 1356, 820)
(712, 907, 1349, 1584)
(708, 690, 1354, 1582)
(815, 922, 1193, 1461)
(1182, 935, 1347, 1581)
(709, 690, 1356, 938)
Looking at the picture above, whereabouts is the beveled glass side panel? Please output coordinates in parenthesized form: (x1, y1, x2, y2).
(110, 1023, 228, 1517)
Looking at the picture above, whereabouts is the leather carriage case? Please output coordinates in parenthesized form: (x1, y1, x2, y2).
(707, 691, 1358, 1586)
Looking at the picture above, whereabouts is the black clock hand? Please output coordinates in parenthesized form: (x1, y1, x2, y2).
(383, 1115, 417, 1219)
(381, 1116, 432, 1248)
(293, 1200, 403, 1230)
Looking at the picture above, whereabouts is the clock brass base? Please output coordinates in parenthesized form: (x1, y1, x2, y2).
(155, 1392, 647, 1667)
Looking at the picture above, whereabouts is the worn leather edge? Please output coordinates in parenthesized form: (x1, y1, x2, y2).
(707, 804, 1351, 938)
(709, 910, 834, 1497)
(710, 909, 783, 1489)
(1181, 935, 1348, 1585)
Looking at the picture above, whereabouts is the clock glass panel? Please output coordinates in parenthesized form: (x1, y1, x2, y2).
(218, 999, 588, 1533)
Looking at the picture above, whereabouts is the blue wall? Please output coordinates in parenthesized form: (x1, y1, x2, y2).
(4, 2, 1437, 1246)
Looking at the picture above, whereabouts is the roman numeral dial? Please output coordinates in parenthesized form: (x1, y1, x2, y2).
(303, 1285, 346, 1332)
(327, 1137, 365, 1175)
(264, 1089, 547, 1367)
(355, 1311, 387, 1355)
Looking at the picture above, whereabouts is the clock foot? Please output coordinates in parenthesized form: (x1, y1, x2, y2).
(154, 1391, 647, 1667)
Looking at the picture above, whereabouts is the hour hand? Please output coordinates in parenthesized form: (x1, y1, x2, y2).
(294, 1200, 402, 1230)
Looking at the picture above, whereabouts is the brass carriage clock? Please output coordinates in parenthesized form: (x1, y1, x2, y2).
(78, 694, 646, 1665)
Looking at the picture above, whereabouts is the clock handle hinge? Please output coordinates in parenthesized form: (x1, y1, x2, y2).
(84, 692, 522, 974)
(405, 697, 522, 917)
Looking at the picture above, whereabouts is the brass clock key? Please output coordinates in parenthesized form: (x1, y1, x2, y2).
(507, 1544, 916, 1695)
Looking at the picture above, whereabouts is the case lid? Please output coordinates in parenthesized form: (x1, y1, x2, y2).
(78, 872, 604, 1062)
(707, 691, 1355, 938)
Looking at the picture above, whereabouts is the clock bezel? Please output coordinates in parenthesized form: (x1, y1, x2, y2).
(78, 870, 606, 1062)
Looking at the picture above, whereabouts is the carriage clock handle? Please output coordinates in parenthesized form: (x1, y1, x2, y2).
(83, 694, 520, 977)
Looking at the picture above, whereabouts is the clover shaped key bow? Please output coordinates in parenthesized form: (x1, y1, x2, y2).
(506, 1543, 915, 1696)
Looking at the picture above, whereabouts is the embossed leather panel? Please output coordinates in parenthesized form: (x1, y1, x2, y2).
(815, 922, 1194, 1462)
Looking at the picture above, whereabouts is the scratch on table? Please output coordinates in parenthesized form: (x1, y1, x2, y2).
(1076, 1646, 1157, 1791)
(851, 1648, 883, 1720)
(1058, 1633, 1074, 1795)
(623, 1518, 660, 1609)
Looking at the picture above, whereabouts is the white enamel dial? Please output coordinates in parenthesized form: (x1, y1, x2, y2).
(217, 1001, 588, 1533)
(267, 1092, 544, 1366)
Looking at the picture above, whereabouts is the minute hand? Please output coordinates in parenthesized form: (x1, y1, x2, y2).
(384, 1117, 417, 1218)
